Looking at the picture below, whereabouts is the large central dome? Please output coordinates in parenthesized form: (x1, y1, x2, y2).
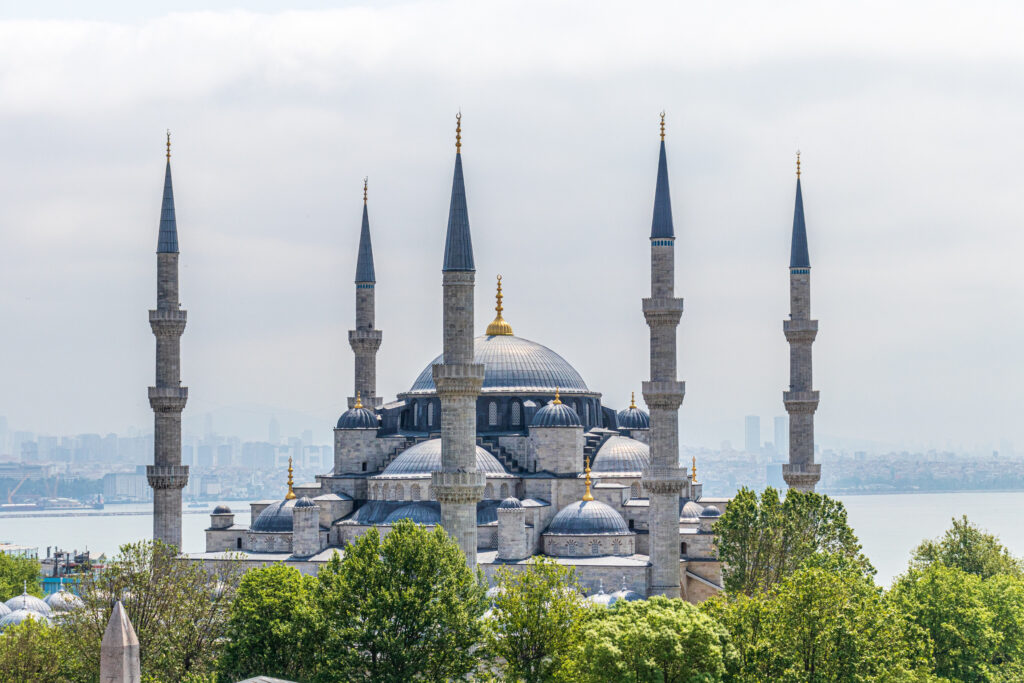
(407, 335, 590, 395)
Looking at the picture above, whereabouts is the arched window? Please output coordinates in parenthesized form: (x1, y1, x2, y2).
(567, 539, 578, 556)
(488, 402, 498, 426)
(510, 401, 521, 426)
(680, 542, 688, 556)
(484, 483, 494, 498)
(382, 484, 390, 499)
(630, 482, 641, 499)
(500, 482, 509, 498)
(628, 518, 635, 530)
(395, 484, 404, 499)
(236, 537, 242, 549)
(591, 540, 600, 555)
(612, 538, 621, 555)
(412, 401, 419, 428)
(585, 403, 591, 425)
(411, 484, 421, 501)
(427, 401, 434, 427)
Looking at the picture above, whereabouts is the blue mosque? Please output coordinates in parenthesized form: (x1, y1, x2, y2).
(166, 114, 820, 603)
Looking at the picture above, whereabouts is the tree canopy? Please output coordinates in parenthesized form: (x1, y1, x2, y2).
(912, 515, 1023, 579)
(0, 551, 41, 601)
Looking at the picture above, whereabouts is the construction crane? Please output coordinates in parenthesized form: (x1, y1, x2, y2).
(7, 475, 29, 504)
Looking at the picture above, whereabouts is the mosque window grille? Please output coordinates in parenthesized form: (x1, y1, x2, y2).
(411, 484, 421, 501)
(488, 402, 498, 426)
(630, 482, 641, 498)
(382, 484, 390, 499)
(484, 483, 494, 498)
(590, 540, 601, 555)
(612, 538, 621, 554)
(500, 482, 510, 498)
(567, 539, 579, 556)
(510, 401, 521, 426)
(427, 401, 435, 427)
(395, 484, 404, 499)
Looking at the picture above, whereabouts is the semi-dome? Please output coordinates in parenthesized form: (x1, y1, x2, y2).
(592, 436, 650, 476)
(531, 397, 582, 428)
(0, 609, 51, 631)
(616, 394, 650, 430)
(337, 406, 378, 430)
(681, 500, 704, 519)
(294, 497, 316, 508)
(251, 498, 299, 532)
(212, 504, 232, 514)
(5, 592, 51, 616)
(546, 500, 631, 536)
(44, 589, 84, 612)
(378, 438, 507, 478)
(701, 505, 721, 518)
(383, 503, 441, 525)
(408, 335, 590, 395)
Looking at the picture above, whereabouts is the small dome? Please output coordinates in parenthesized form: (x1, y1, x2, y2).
(294, 497, 317, 509)
(616, 397, 650, 430)
(44, 589, 84, 612)
(701, 505, 721, 518)
(531, 400, 582, 428)
(251, 498, 299, 532)
(0, 609, 51, 631)
(681, 500, 704, 519)
(498, 497, 522, 510)
(610, 578, 643, 603)
(5, 592, 51, 616)
(0, 603, 10, 618)
(212, 505, 232, 514)
(592, 436, 650, 476)
(379, 439, 507, 478)
(587, 581, 617, 607)
(547, 500, 631, 536)
(383, 503, 441, 525)
(337, 406, 378, 430)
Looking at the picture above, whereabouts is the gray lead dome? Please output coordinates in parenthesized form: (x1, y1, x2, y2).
(379, 438, 507, 477)
(591, 436, 650, 476)
(531, 401, 582, 428)
(337, 406, 378, 430)
(546, 500, 631, 535)
(251, 498, 299, 532)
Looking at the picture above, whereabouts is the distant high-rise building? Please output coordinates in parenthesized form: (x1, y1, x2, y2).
(773, 417, 787, 457)
(269, 416, 280, 445)
(744, 416, 760, 453)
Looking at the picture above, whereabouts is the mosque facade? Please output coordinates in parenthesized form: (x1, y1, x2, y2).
(171, 116, 818, 604)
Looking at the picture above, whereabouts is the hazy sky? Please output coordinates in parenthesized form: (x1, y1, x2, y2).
(1, 1, 1022, 452)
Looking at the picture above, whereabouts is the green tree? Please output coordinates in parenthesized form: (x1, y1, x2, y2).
(708, 554, 927, 682)
(0, 616, 86, 682)
(61, 539, 241, 682)
(575, 596, 735, 683)
(217, 563, 318, 682)
(485, 557, 590, 682)
(713, 487, 871, 595)
(314, 521, 487, 682)
(0, 551, 42, 600)
(980, 573, 1024, 674)
(912, 515, 1023, 579)
(888, 564, 999, 682)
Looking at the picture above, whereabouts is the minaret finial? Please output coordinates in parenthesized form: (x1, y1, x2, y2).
(363, 177, 368, 205)
(691, 455, 698, 483)
(629, 391, 637, 410)
(285, 456, 296, 500)
(166, 130, 171, 162)
(354, 391, 364, 410)
(455, 111, 462, 154)
(553, 388, 562, 405)
(582, 457, 594, 501)
(659, 111, 665, 141)
(796, 150, 801, 178)
(485, 274, 514, 335)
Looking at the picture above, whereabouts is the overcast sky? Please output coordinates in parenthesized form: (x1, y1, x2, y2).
(1, 1, 1022, 452)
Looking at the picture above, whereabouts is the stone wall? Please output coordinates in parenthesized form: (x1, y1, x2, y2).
(542, 533, 636, 557)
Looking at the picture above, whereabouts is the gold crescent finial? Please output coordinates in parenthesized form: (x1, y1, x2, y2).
(796, 150, 801, 179)
(166, 130, 171, 161)
(552, 387, 561, 405)
(629, 391, 637, 410)
(363, 177, 368, 205)
(455, 111, 462, 154)
(485, 273, 514, 335)
(285, 456, 296, 500)
(691, 455, 698, 483)
(582, 457, 594, 501)
(354, 391, 363, 410)
(659, 111, 666, 141)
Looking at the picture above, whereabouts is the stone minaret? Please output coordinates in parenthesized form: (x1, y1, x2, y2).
(349, 179, 382, 409)
(642, 115, 687, 598)
(782, 154, 821, 492)
(431, 114, 486, 567)
(147, 133, 189, 549)
(100, 600, 140, 683)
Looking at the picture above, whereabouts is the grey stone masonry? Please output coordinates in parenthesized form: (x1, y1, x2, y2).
(497, 506, 529, 560)
(432, 270, 486, 567)
(783, 269, 821, 492)
(643, 237, 688, 599)
(349, 285, 382, 409)
(292, 502, 321, 557)
(100, 600, 140, 683)
(148, 250, 188, 549)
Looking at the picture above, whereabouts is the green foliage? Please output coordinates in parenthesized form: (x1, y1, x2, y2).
(912, 515, 1023, 579)
(313, 521, 487, 682)
(0, 616, 85, 682)
(574, 596, 735, 683)
(485, 557, 589, 682)
(60, 539, 241, 683)
(706, 554, 926, 682)
(713, 487, 872, 595)
(0, 551, 42, 600)
(217, 563, 317, 682)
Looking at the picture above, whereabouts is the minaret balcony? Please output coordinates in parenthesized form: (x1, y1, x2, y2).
(348, 328, 383, 352)
(783, 391, 819, 413)
(642, 381, 685, 410)
(783, 319, 818, 342)
(148, 386, 188, 412)
(149, 308, 187, 335)
(642, 298, 684, 327)
(146, 464, 189, 490)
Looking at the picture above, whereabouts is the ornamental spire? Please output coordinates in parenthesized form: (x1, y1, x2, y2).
(582, 457, 594, 501)
(355, 178, 375, 283)
(553, 388, 562, 405)
(285, 456, 296, 500)
(354, 391, 364, 410)
(691, 455, 698, 483)
(157, 132, 179, 253)
(442, 112, 475, 272)
(485, 274, 514, 335)
(790, 151, 810, 269)
(629, 391, 637, 410)
(650, 113, 674, 239)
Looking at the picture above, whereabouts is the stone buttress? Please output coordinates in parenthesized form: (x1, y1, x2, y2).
(642, 118, 687, 598)
(349, 179, 382, 409)
(431, 116, 486, 567)
(147, 135, 189, 548)
(783, 155, 821, 492)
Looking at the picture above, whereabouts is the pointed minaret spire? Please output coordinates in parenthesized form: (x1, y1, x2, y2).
(651, 112, 674, 240)
(443, 113, 475, 272)
(790, 151, 810, 268)
(157, 131, 179, 253)
(100, 600, 141, 683)
(348, 177, 383, 410)
(355, 178, 376, 284)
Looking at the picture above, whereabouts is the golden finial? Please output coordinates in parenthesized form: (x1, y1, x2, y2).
(485, 274, 514, 335)
(363, 177, 368, 205)
(552, 388, 562, 405)
(455, 111, 462, 154)
(796, 150, 801, 179)
(166, 130, 171, 161)
(354, 391, 364, 410)
(659, 111, 666, 141)
(691, 455, 698, 483)
(629, 391, 637, 410)
(582, 457, 594, 501)
(285, 456, 296, 500)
